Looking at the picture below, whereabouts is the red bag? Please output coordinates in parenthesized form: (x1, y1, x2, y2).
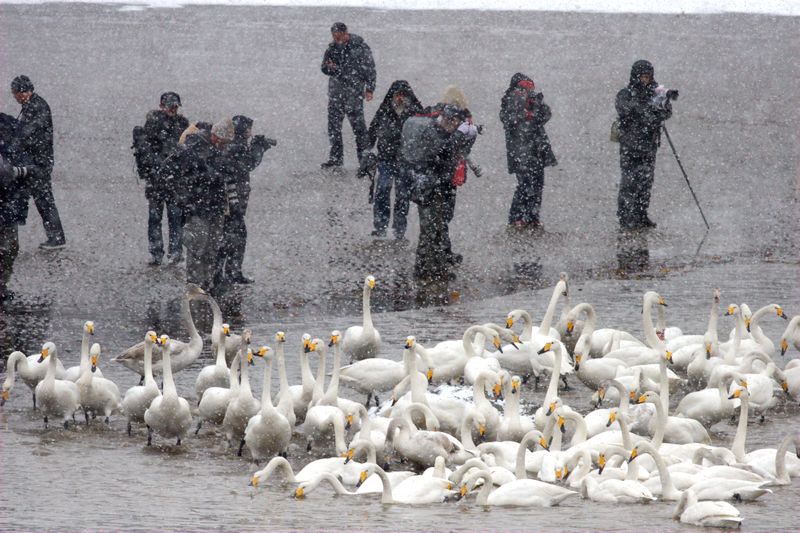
(451, 158, 467, 187)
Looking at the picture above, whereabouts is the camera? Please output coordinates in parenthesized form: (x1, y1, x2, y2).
(651, 85, 679, 111)
(251, 134, 277, 150)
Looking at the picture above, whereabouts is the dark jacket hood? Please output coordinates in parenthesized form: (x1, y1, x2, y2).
(232, 115, 253, 138)
(379, 80, 422, 111)
(508, 72, 533, 91)
(629, 60, 655, 83)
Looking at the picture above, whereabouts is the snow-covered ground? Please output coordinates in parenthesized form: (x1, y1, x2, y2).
(0, 0, 798, 16)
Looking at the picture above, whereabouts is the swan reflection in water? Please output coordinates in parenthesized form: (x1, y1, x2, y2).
(616, 228, 650, 276)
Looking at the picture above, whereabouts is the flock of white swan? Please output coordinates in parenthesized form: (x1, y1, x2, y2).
(3, 273, 800, 528)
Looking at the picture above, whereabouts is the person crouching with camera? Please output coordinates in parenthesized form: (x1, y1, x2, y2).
(615, 60, 674, 230)
(215, 115, 276, 285)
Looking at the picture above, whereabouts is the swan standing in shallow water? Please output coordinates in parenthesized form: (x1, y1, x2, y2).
(3, 347, 67, 410)
(195, 322, 231, 400)
(34, 342, 80, 429)
(113, 284, 206, 378)
(143, 336, 193, 446)
(357, 463, 455, 504)
(243, 346, 291, 463)
(341, 275, 381, 361)
(76, 343, 122, 424)
(223, 331, 263, 454)
(122, 331, 162, 435)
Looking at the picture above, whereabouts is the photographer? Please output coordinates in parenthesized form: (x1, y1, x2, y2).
(0, 154, 31, 302)
(216, 115, 275, 285)
(500, 73, 557, 229)
(615, 60, 674, 229)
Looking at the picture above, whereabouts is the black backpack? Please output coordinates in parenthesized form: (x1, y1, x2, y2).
(131, 125, 152, 178)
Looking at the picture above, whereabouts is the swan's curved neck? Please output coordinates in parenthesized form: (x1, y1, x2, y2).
(731, 395, 749, 462)
(658, 353, 669, 415)
(373, 465, 394, 504)
(460, 415, 477, 451)
(362, 283, 374, 334)
(519, 310, 534, 340)
(775, 433, 793, 481)
(80, 330, 91, 372)
(352, 439, 378, 465)
(260, 356, 274, 412)
(514, 432, 541, 479)
(748, 305, 775, 351)
(707, 295, 720, 341)
(314, 473, 353, 495)
(322, 343, 342, 404)
(143, 340, 156, 387)
(639, 442, 679, 499)
(463, 326, 491, 358)
(577, 303, 597, 336)
(569, 449, 593, 482)
(229, 353, 241, 392)
(161, 345, 177, 398)
(617, 412, 632, 451)
(405, 402, 436, 431)
(727, 309, 745, 363)
(539, 280, 566, 334)
(182, 294, 202, 349)
(45, 346, 58, 383)
(214, 332, 227, 368)
(275, 343, 290, 397)
(5, 352, 25, 385)
(263, 456, 297, 482)
(332, 413, 347, 455)
(239, 349, 252, 398)
(505, 384, 521, 422)
(648, 395, 666, 448)
(564, 411, 588, 446)
(300, 349, 315, 394)
(312, 348, 326, 404)
(473, 471, 494, 505)
(472, 372, 493, 410)
(642, 295, 662, 349)
(543, 343, 563, 407)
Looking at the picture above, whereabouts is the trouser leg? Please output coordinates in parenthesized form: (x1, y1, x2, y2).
(441, 188, 456, 259)
(372, 162, 394, 232)
(184, 215, 223, 290)
(0, 224, 19, 295)
(415, 192, 448, 279)
(166, 200, 184, 258)
(30, 175, 65, 243)
(509, 171, 533, 224)
(344, 92, 369, 162)
(528, 163, 545, 221)
(327, 94, 346, 164)
(147, 196, 165, 259)
(392, 164, 412, 238)
(225, 213, 247, 275)
(637, 152, 657, 218)
(618, 148, 655, 226)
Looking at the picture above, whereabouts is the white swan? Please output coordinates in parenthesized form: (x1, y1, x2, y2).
(196, 350, 243, 433)
(113, 284, 206, 377)
(416, 324, 504, 384)
(287, 333, 314, 422)
(497, 374, 535, 442)
(357, 463, 454, 504)
(779, 315, 800, 356)
(244, 347, 291, 462)
(204, 291, 241, 366)
(223, 330, 262, 452)
(638, 391, 711, 445)
(533, 341, 571, 429)
(292, 473, 358, 498)
(33, 342, 79, 428)
(271, 332, 296, 428)
(672, 489, 742, 528)
(568, 303, 630, 390)
(143, 336, 193, 446)
(385, 404, 467, 468)
(64, 321, 104, 382)
(76, 343, 122, 423)
(300, 338, 348, 455)
(3, 347, 67, 410)
(341, 275, 382, 361)
(322, 330, 363, 428)
(580, 473, 656, 503)
(339, 336, 432, 407)
(121, 331, 162, 435)
(458, 467, 577, 507)
(250, 456, 298, 487)
(194, 322, 231, 401)
(674, 375, 736, 426)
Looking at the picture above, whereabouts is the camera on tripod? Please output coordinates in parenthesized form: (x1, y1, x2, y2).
(651, 85, 679, 111)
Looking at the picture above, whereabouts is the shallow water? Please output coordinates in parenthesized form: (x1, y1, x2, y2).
(0, 4, 799, 531)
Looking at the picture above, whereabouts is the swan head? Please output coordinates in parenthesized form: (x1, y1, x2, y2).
(221, 323, 231, 337)
(185, 283, 206, 297)
(537, 341, 554, 355)
(306, 338, 323, 354)
(38, 342, 56, 363)
(275, 331, 286, 343)
(84, 321, 95, 335)
(492, 334, 503, 353)
(329, 331, 341, 347)
(404, 336, 415, 349)
(293, 486, 305, 499)
(343, 447, 355, 464)
(781, 338, 789, 356)
(145, 330, 158, 345)
(90, 343, 101, 373)
(606, 409, 618, 428)
(637, 391, 658, 405)
(505, 314, 514, 329)
(644, 291, 667, 308)
(775, 305, 788, 320)
(302, 334, 312, 352)
(356, 469, 368, 488)
(159, 335, 170, 346)
(546, 396, 563, 416)
(365, 275, 376, 290)
(628, 446, 640, 463)
(724, 304, 739, 317)
(728, 387, 749, 401)
(255, 346, 270, 360)
(573, 352, 582, 371)
(249, 474, 260, 487)
(511, 376, 521, 395)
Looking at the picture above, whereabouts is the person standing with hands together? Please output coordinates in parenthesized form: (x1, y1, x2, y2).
(320, 22, 376, 170)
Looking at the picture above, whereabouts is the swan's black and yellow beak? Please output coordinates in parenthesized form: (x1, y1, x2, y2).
(538, 436, 550, 451)
(546, 401, 557, 416)
(555, 467, 564, 481)
(247, 351, 255, 366)
(1, 389, 8, 406)
(87, 322, 95, 335)
(457, 484, 468, 500)
(628, 447, 639, 463)
(781, 380, 789, 394)
(250, 475, 259, 487)
(91, 354, 98, 373)
(629, 390, 637, 402)
(368, 277, 376, 290)
(637, 394, 648, 404)
(328, 334, 339, 347)
(598, 454, 606, 474)
(345, 414, 353, 430)
(357, 470, 368, 488)
(492, 382, 503, 400)
(745, 317, 752, 333)
(562, 465, 572, 481)
(493, 336, 503, 354)
(505, 316, 514, 329)
(276, 331, 286, 343)
(222, 323, 231, 337)
(404, 337, 415, 349)
(665, 351, 674, 365)
(606, 411, 616, 428)
(293, 487, 305, 499)
(725, 305, 735, 316)
(511, 380, 519, 395)
(658, 296, 667, 307)
(705, 342, 712, 360)
(781, 339, 789, 356)
(391, 397, 398, 406)
(343, 448, 354, 464)
(537, 342, 553, 355)
(574, 354, 582, 372)
(426, 368, 434, 383)
(38, 347, 49, 363)
(558, 415, 566, 434)
(565, 320, 574, 337)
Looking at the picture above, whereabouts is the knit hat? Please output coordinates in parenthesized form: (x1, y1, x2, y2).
(211, 118, 235, 142)
(11, 75, 34, 93)
(331, 22, 348, 33)
(232, 115, 254, 137)
(160, 91, 182, 107)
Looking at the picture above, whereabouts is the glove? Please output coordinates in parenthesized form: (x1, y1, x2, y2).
(457, 122, 478, 138)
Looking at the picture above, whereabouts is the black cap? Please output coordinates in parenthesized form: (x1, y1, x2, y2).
(11, 75, 34, 93)
(160, 91, 182, 108)
(331, 22, 348, 33)
(441, 104, 467, 121)
(232, 115, 254, 137)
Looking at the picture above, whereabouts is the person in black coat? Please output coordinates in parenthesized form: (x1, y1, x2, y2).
(140, 92, 190, 265)
(0, 154, 30, 302)
(615, 60, 672, 229)
(500, 73, 557, 228)
(367, 80, 422, 239)
(216, 115, 273, 284)
(9, 75, 66, 249)
(320, 22, 376, 168)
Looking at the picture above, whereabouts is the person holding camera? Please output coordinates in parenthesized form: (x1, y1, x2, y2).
(0, 154, 31, 302)
(216, 115, 275, 285)
(500, 73, 557, 229)
(366, 80, 423, 240)
(615, 60, 674, 230)
(402, 104, 478, 282)
(137, 92, 190, 265)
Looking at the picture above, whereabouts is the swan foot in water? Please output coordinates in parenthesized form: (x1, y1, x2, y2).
(63, 420, 69, 429)
(146, 425, 153, 446)
(84, 411, 90, 425)
(365, 392, 372, 407)
(306, 439, 313, 452)
(105, 416, 110, 425)
(177, 437, 182, 446)
(759, 413, 765, 424)
(138, 375, 144, 386)
(280, 450, 288, 459)
(32, 391, 37, 411)
(43, 415, 48, 429)
(237, 438, 245, 456)
(127, 421, 132, 436)
(195, 421, 203, 435)
(560, 374, 570, 391)
(459, 376, 465, 386)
